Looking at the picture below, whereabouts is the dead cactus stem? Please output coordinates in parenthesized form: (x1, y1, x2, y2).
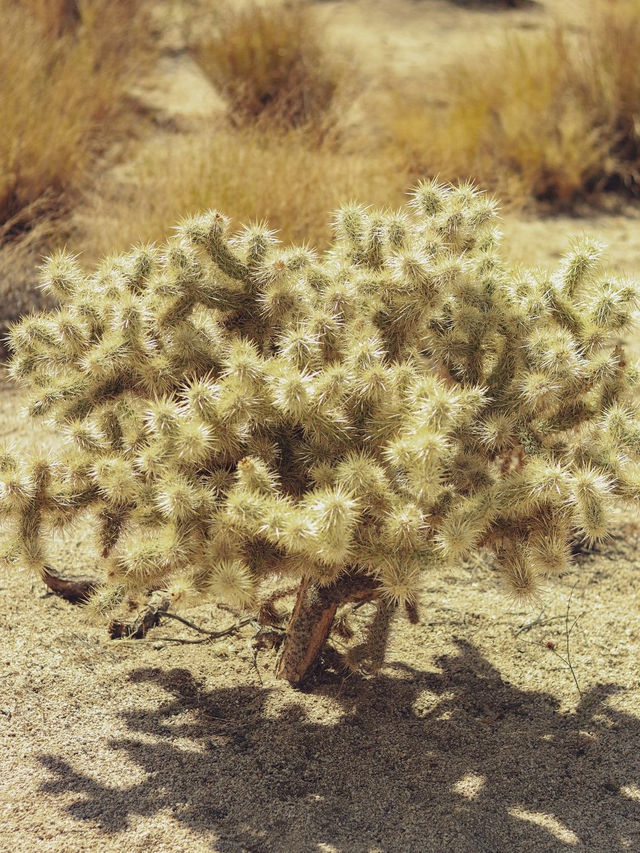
(276, 570, 380, 685)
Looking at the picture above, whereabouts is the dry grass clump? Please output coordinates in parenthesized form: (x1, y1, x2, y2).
(21, 0, 80, 34)
(73, 0, 373, 258)
(193, 0, 345, 129)
(588, 0, 640, 191)
(80, 129, 410, 258)
(0, 0, 154, 239)
(387, 0, 640, 208)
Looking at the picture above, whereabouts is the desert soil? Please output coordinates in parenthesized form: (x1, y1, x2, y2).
(2, 2, 640, 851)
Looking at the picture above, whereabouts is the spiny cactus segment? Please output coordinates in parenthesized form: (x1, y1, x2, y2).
(2, 181, 640, 683)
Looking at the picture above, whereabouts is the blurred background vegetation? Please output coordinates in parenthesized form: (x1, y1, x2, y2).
(2, 0, 640, 349)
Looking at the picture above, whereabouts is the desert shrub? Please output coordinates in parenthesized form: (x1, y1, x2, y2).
(582, 0, 640, 192)
(387, 0, 640, 207)
(4, 182, 640, 685)
(0, 0, 154, 238)
(193, 0, 344, 128)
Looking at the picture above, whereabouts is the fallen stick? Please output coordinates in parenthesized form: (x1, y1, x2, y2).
(41, 566, 99, 604)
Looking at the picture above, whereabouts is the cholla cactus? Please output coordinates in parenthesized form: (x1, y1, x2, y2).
(3, 181, 640, 684)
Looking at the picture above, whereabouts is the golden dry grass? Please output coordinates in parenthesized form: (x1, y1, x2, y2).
(6, 0, 640, 341)
(193, 0, 346, 130)
(81, 129, 410, 258)
(385, 0, 640, 209)
(87, 0, 640, 268)
(0, 0, 154, 238)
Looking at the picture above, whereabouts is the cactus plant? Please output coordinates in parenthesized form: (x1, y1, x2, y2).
(3, 181, 640, 684)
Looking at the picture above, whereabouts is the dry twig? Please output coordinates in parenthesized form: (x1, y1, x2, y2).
(41, 566, 99, 604)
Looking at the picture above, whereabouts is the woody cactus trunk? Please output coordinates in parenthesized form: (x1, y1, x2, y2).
(3, 181, 640, 685)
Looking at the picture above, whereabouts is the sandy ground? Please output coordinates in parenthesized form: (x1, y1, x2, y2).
(2, 1, 640, 851)
(1, 387, 639, 853)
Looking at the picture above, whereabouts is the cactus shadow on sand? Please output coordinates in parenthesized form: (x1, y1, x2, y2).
(38, 639, 640, 851)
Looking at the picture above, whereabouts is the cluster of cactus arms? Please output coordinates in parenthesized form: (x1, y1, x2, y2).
(3, 180, 640, 683)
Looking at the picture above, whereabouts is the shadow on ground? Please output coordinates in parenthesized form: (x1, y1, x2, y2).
(39, 639, 640, 852)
